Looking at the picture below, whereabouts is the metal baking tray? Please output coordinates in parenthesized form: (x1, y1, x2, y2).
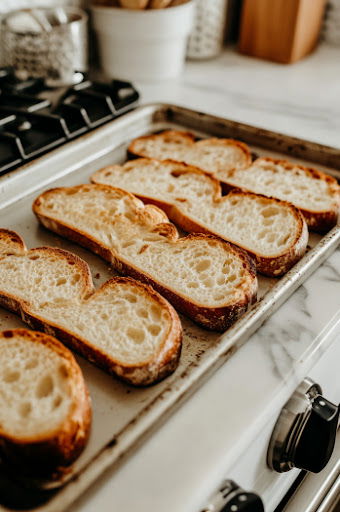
(0, 104, 339, 512)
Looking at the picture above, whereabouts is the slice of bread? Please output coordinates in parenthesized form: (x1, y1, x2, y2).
(128, 131, 340, 233)
(92, 159, 308, 276)
(222, 157, 340, 233)
(0, 328, 91, 479)
(33, 185, 257, 331)
(0, 229, 182, 386)
(128, 130, 252, 182)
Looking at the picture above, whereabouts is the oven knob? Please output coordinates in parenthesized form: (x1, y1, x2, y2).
(267, 378, 339, 473)
(201, 480, 264, 512)
(219, 490, 264, 512)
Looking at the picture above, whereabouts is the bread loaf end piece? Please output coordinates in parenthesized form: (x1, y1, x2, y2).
(0, 329, 91, 480)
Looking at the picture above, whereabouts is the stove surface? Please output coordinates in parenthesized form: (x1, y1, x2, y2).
(0, 67, 139, 174)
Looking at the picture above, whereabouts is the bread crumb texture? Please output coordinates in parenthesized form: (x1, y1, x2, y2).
(128, 132, 340, 232)
(227, 158, 339, 213)
(129, 131, 251, 177)
(93, 159, 303, 258)
(0, 245, 173, 366)
(34, 185, 256, 308)
(0, 331, 73, 438)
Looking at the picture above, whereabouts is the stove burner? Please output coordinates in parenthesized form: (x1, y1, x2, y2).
(0, 68, 139, 176)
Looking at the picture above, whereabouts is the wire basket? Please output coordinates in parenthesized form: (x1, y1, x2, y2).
(187, 0, 228, 59)
(323, 0, 340, 45)
(0, 0, 85, 13)
(1, 8, 88, 86)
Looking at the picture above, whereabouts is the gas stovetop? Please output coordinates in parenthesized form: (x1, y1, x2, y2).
(0, 67, 139, 175)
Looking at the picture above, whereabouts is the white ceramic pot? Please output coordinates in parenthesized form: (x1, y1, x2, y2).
(91, 1, 195, 81)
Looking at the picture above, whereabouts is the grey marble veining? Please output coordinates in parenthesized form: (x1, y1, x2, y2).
(252, 248, 340, 379)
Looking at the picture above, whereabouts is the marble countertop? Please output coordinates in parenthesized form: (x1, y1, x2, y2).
(140, 44, 340, 149)
(71, 44, 340, 512)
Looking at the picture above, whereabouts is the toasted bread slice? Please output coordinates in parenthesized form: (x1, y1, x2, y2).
(0, 229, 25, 256)
(0, 229, 182, 386)
(92, 159, 308, 276)
(129, 131, 339, 233)
(0, 328, 91, 479)
(128, 130, 252, 181)
(222, 157, 340, 233)
(33, 185, 257, 331)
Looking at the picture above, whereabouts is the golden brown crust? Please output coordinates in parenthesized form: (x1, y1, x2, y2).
(24, 279, 182, 386)
(188, 190, 307, 275)
(33, 190, 257, 331)
(116, 236, 258, 331)
(92, 159, 308, 276)
(258, 157, 338, 186)
(128, 131, 195, 159)
(0, 230, 182, 386)
(195, 137, 252, 167)
(127, 130, 252, 172)
(224, 157, 340, 234)
(0, 328, 92, 479)
(128, 132, 339, 233)
(0, 229, 26, 256)
(170, 194, 308, 277)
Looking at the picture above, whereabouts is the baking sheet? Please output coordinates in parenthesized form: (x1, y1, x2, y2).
(0, 104, 339, 512)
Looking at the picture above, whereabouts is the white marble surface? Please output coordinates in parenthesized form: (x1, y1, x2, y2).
(68, 45, 340, 512)
(139, 44, 340, 149)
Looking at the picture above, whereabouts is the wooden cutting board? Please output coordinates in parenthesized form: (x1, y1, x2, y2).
(238, 0, 327, 63)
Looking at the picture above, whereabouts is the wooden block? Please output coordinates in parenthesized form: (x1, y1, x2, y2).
(238, 0, 327, 63)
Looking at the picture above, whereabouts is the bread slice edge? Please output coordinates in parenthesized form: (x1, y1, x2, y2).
(127, 130, 253, 173)
(0, 328, 91, 479)
(223, 157, 340, 233)
(0, 230, 182, 386)
(92, 160, 309, 276)
(32, 195, 257, 332)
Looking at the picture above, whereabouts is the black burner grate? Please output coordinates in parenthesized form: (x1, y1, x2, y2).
(0, 68, 139, 176)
